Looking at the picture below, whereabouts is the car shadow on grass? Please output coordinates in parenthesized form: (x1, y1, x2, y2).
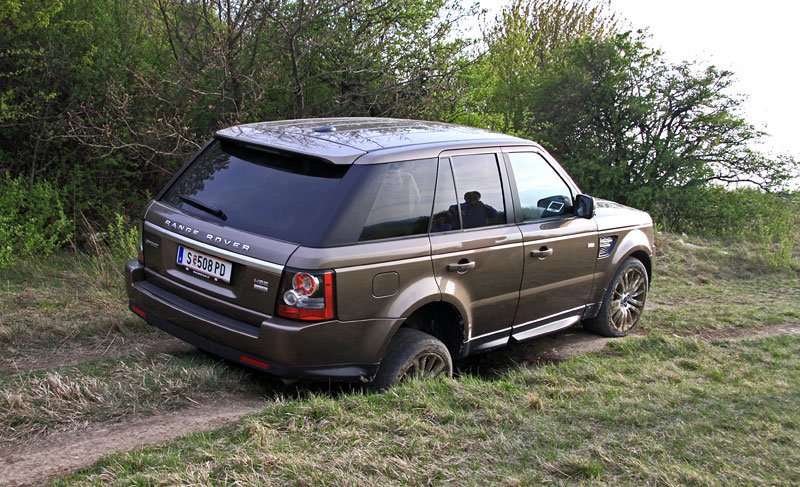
(455, 326, 615, 380)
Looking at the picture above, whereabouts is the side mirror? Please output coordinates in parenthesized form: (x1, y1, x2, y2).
(575, 194, 595, 219)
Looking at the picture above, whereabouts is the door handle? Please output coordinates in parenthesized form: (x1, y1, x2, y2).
(530, 247, 553, 259)
(447, 261, 476, 272)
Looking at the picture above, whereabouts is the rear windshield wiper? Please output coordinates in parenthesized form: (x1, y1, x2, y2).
(178, 195, 227, 221)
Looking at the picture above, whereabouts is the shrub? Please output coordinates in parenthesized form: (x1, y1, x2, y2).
(0, 175, 72, 268)
(649, 186, 800, 268)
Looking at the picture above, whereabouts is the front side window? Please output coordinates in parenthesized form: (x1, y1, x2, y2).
(449, 154, 506, 230)
(359, 159, 436, 241)
(508, 152, 573, 221)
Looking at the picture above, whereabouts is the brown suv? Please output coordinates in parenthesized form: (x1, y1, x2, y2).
(126, 118, 653, 389)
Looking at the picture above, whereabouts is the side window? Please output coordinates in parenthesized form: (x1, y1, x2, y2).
(430, 159, 459, 233)
(359, 159, 436, 241)
(449, 154, 506, 229)
(508, 152, 573, 221)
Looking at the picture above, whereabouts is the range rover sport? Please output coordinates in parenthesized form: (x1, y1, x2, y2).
(126, 118, 653, 389)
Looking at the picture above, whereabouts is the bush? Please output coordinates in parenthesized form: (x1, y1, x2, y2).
(0, 176, 72, 268)
(649, 186, 800, 268)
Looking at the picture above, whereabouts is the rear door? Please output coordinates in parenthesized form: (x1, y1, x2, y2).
(429, 150, 523, 350)
(504, 150, 598, 340)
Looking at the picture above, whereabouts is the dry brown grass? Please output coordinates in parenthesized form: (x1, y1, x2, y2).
(0, 352, 271, 447)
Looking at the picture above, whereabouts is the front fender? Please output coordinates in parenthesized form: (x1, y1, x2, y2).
(591, 226, 654, 304)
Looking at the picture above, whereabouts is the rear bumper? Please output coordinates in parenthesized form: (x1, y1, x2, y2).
(126, 260, 395, 380)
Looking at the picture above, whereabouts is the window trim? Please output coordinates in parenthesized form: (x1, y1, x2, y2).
(435, 148, 516, 233)
(502, 149, 579, 225)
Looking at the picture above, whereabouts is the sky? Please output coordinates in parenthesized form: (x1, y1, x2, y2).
(474, 1, 800, 160)
(609, 0, 800, 159)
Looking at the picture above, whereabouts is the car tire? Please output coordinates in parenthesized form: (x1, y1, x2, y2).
(370, 328, 453, 391)
(583, 257, 648, 337)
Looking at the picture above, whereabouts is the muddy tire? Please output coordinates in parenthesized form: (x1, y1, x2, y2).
(370, 328, 453, 391)
(583, 257, 648, 337)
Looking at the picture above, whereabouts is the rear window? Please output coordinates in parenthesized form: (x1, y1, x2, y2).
(162, 140, 350, 243)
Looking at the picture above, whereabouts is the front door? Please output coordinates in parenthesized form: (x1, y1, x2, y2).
(504, 151, 598, 340)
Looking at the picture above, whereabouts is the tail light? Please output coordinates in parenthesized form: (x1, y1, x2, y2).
(276, 269, 335, 321)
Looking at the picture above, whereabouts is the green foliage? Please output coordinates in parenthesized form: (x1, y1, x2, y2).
(83, 212, 139, 295)
(0, 176, 72, 267)
(525, 32, 797, 204)
(652, 187, 800, 269)
(0, 0, 473, 239)
(0, 0, 797, 257)
(456, 0, 616, 133)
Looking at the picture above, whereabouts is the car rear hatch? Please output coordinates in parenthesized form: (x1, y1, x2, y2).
(138, 138, 359, 326)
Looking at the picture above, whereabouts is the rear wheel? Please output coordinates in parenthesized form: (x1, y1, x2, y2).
(370, 328, 453, 391)
(584, 257, 648, 337)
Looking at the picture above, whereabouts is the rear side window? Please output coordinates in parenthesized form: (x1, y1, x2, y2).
(508, 152, 573, 221)
(162, 140, 350, 243)
(359, 159, 436, 241)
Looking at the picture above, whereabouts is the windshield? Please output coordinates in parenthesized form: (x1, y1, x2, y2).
(162, 140, 351, 244)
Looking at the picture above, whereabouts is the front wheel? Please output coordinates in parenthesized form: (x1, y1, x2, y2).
(370, 328, 453, 391)
(584, 257, 648, 337)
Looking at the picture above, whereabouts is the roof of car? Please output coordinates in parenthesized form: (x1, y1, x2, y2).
(215, 117, 537, 165)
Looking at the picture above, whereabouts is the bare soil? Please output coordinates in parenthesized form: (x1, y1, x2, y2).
(1, 322, 797, 486)
(0, 398, 264, 487)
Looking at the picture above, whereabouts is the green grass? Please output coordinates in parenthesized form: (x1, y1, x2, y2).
(59, 334, 800, 485)
(641, 233, 800, 333)
(0, 231, 798, 484)
(0, 252, 157, 370)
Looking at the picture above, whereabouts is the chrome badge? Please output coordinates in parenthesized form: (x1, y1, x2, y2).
(253, 278, 270, 293)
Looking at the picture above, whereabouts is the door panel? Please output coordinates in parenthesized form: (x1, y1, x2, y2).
(513, 218, 598, 331)
(431, 227, 523, 339)
(430, 151, 523, 341)
(503, 150, 599, 335)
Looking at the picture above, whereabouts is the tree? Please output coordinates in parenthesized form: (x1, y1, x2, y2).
(454, 0, 616, 132)
(526, 32, 797, 205)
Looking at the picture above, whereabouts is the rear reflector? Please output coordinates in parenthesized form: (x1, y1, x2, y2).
(240, 355, 270, 369)
(130, 305, 147, 318)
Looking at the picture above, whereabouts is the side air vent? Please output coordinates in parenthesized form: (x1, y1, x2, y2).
(598, 235, 617, 259)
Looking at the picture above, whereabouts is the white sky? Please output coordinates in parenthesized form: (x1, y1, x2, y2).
(609, 0, 800, 159)
(473, 1, 800, 160)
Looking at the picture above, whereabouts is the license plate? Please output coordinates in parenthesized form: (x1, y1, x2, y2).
(176, 245, 232, 283)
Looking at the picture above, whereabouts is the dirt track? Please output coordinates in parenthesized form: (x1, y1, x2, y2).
(0, 398, 263, 487)
(1, 323, 798, 486)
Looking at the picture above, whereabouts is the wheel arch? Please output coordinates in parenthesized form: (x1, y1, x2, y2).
(609, 228, 653, 283)
(587, 227, 654, 315)
(377, 300, 466, 362)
